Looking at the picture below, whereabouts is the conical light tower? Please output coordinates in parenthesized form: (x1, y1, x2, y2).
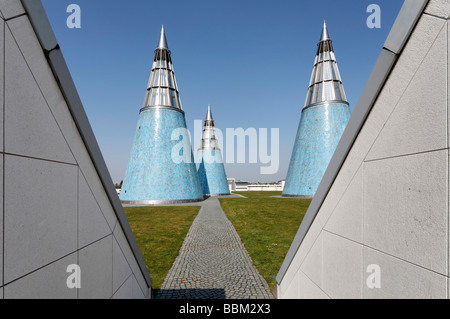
(120, 26, 203, 204)
(283, 22, 351, 198)
(196, 105, 230, 196)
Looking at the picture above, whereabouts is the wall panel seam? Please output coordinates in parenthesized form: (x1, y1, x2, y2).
(364, 148, 449, 164)
(299, 269, 330, 299)
(112, 272, 133, 297)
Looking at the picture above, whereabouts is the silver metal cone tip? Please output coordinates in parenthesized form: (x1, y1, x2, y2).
(320, 20, 330, 42)
(157, 25, 169, 50)
(206, 105, 213, 121)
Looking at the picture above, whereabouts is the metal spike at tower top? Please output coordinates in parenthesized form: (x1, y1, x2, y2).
(320, 20, 330, 42)
(120, 26, 203, 204)
(206, 104, 213, 122)
(157, 25, 169, 50)
(304, 20, 348, 109)
(283, 22, 351, 198)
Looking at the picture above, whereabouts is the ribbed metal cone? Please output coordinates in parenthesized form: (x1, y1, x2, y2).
(141, 26, 183, 112)
(304, 22, 348, 109)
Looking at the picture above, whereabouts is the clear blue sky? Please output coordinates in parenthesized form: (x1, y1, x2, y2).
(42, 0, 404, 183)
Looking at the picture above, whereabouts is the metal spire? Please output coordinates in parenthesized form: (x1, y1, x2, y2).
(157, 25, 169, 50)
(206, 104, 213, 122)
(304, 22, 348, 109)
(320, 20, 330, 42)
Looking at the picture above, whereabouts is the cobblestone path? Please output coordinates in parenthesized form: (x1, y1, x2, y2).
(155, 198, 274, 299)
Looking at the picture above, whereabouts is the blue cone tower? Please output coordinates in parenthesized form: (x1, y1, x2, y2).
(196, 105, 230, 196)
(283, 22, 351, 198)
(120, 26, 203, 204)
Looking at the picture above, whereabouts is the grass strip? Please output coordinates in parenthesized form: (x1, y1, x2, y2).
(220, 191, 310, 290)
(124, 205, 200, 291)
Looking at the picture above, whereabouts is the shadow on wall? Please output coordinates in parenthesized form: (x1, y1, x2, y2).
(155, 289, 226, 299)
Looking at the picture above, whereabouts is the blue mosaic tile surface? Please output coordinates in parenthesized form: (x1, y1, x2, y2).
(283, 102, 351, 197)
(196, 149, 230, 196)
(120, 108, 203, 202)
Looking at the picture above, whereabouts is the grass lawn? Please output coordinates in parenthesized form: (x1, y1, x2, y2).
(220, 191, 311, 290)
(124, 206, 200, 291)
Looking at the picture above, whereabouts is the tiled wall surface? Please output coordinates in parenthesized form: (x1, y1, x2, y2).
(283, 102, 351, 197)
(120, 108, 203, 202)
(0, 0, 150, 299)
(196, 149, 230, 196)
(278, 0, 450, 299)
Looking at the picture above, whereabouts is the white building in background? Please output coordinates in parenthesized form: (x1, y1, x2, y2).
(227, 178, 236, 192)
(228, 179, 249, 192)
(227, 178, 285, 192)
(236, 181, 249, 191)
(248, 181, 285, 192)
